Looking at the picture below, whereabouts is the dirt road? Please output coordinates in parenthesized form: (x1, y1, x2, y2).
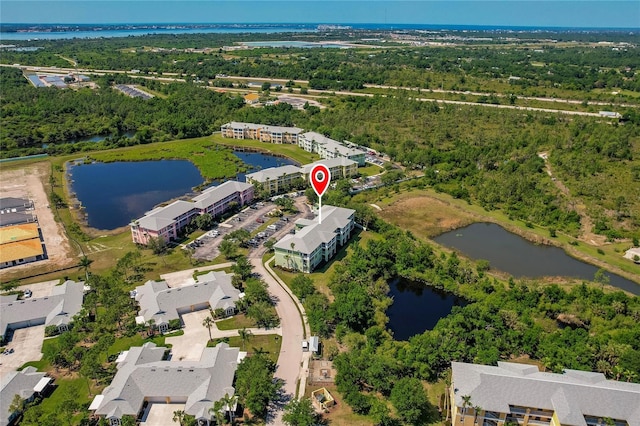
(0, 162, 75, 279)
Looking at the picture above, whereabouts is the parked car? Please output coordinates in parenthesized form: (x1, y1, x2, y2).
(256, 218, 264, 223)
(23, 289, 32, 298)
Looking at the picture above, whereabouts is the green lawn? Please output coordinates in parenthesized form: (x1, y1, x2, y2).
(106, 334, 169, 359)
(213, 134, 319, 165)
(358, 163, 384, 177)
(216, 314, 257, 330)
(87, 137, 244, 181)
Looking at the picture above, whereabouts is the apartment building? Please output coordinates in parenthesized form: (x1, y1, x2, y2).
(300, 157, 358, 181)
(450, 361, 640, 426)
(220, 122, 304, 144)
(298, 132, 366, 166)
(274, 205, 355, 273)
(130, 181, 254, 245)
(245, 165, 303, 194)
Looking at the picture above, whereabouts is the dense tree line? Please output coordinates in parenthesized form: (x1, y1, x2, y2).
(292, 222, 640, 422)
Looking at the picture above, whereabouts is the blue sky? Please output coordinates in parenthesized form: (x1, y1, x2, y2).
(1, 1, 639, 28)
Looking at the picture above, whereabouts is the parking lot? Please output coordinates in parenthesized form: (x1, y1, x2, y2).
(190, 199, 304, 261)
(0, 325, 45, 380)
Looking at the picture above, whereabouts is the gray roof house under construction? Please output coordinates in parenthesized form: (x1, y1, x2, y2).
(451, 361, 640, 426)
(90, 342, 239, 425)
(0, 280, 84, 342)
(134, 271, 240, 332)
(1, 367, 52, 426)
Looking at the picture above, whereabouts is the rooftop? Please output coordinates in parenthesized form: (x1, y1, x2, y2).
(1, 366, 47, 426)
(301, 132, 366, 157)
(0, 222, 40, 245)
(192, 181, 253, 210)
(1, 281, 84, 337)
(274, 205, 355, 255)
(0, 238, 44, 264)
(136, 200, 197, 232)
(92, 342, 239, 420)
(300, 157, 357, 175)
(245, 165, 302, 184)
(451, 361, 640, 426)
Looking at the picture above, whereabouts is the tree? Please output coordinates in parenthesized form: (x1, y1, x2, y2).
(594, 268, 610, 289)
(390, 378, 432, 425)
(209, 400, 226, 425)
(290, 274, 316, 299)
(173, 410, 186, 425)
(203, 316, 214, 342)
(282, 398, 319, 426)
(78, 255, 93, 281)
(220, 393, 237, 425)
(193, 213, 214, 230)
(9, 394, 24, 418)
(219, 239, 238, 260)
(238, 327, 253, 350)
(231, 256, 253, 282)
(147, 236, 168, 255)
(461, 395, 473, 422)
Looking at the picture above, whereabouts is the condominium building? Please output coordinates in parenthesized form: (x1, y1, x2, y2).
(274, 205, 355, 273)
(90, 342, 240, 426)
(134, 271, 240, 333)
(245, 165, 303, 194)
(220, 122, 304, 144)
(450, 361, 640, 426)
(298, 132, 366, 166)
(300, 157, 358, 181)
(130, 181, 254, 245)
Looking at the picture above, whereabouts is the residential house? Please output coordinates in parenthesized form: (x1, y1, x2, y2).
(0, 280, 84, 343)
(134, 271, 240, 333)
(300, 158, 358, 182)
(298, 132, 366, 166)
(245, 165, 303, 195)
(450, 361, 640, 426)
(130, 181, 254, 245)
(274, 205, 355, 273)
(220, 122, 303, 144)
(90, 342, 239, 426)
(0, 223, 45, 269)
(1, 367, 53, 426)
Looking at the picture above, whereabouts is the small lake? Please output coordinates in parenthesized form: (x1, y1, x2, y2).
(387, 277, 467, 341)
(70, 160, 204, 230)
(70, 151, 297, 230)
(433, 223, 640, 295)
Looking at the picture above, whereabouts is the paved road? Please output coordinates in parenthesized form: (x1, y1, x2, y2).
(247, 197, 312, 425)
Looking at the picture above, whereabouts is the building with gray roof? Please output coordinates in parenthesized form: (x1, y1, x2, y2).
(0, 198, 33, 213)
(130, 181, 254, 245)
(298, 132, 366, 166)
(134, 271, 240, 333)
(0, 280, 84, 343)
(274, 205, 355, 273)
(1, 366, 52, 426)
(300, 157, 358, 182)
(90, 342, 239, 425)
(450, 361, 640, 426)
(220, 122, 303, 144)
(245, 165, 303, 195)
(0, 212, 36, 228)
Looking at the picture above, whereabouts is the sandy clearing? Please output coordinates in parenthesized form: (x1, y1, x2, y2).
(0, 162, 75, 278)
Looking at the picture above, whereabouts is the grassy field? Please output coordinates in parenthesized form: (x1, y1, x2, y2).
(212, 134, 319, 165)
(302, 383, 374, 426)
(87, 137, 244, 181)
(216, 314, 256, 330)
(209, 334, 281, 363)
(375, 186, 640, 288)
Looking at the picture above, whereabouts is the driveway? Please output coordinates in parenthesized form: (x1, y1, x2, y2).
(0, 325, 45, 380)
(160, 263, 233, 287)
(140, 403, 186, 426)
(165, 310, 211, 361)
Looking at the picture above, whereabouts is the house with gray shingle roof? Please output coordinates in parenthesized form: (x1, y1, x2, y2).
(245, 165, 303, 195)
(0, 280, 84, 343)
(1, 367, 52, 426)
(274, 205, 355, 273)
(450, 361, 640, 426)
(134, 271, 240, 333)
(90, 342, 239, 426)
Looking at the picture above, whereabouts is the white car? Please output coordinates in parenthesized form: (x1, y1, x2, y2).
(23, 289, 32, 298)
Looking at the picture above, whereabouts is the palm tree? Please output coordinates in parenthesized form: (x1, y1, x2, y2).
(209, 400, 226, 425)
(79, 255, 93, 281)
(238, 328, 252, 351)
(221, 393, 237, 425)
(202, 316, 214, 342)
(172, 409, 186, 425)
(461, 395, 472, 423)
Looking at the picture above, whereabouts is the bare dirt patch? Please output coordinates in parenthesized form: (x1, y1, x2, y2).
(379, 196, 475, 239)
(0, 162, 76, 280)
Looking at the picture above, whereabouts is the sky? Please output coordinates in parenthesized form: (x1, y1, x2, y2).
(1, 1, 639, 29)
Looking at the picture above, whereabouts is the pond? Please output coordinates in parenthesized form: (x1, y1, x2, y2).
(69, 160, 204, 230)
(433, 223, 640, 295)
(69, 151, 297, 230)
(386, 277, 467, 341)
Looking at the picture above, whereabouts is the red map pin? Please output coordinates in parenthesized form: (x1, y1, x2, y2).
(310, 164, 331, 197)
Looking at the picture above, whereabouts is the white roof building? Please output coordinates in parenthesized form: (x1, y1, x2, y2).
(91, 342, 239, 425)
